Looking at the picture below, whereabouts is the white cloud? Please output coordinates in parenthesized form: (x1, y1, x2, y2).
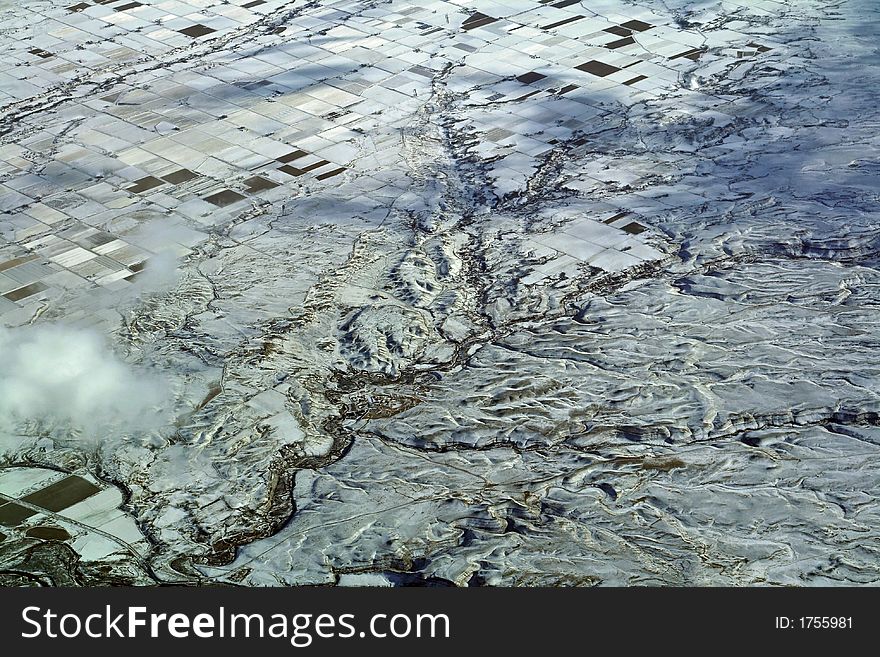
(0, 324, 172, 441)
(116, 220, 198, 304)
(120, 248, 182, 305)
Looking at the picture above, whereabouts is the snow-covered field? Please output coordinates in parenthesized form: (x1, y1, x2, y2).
(1, 0, 878, 585)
